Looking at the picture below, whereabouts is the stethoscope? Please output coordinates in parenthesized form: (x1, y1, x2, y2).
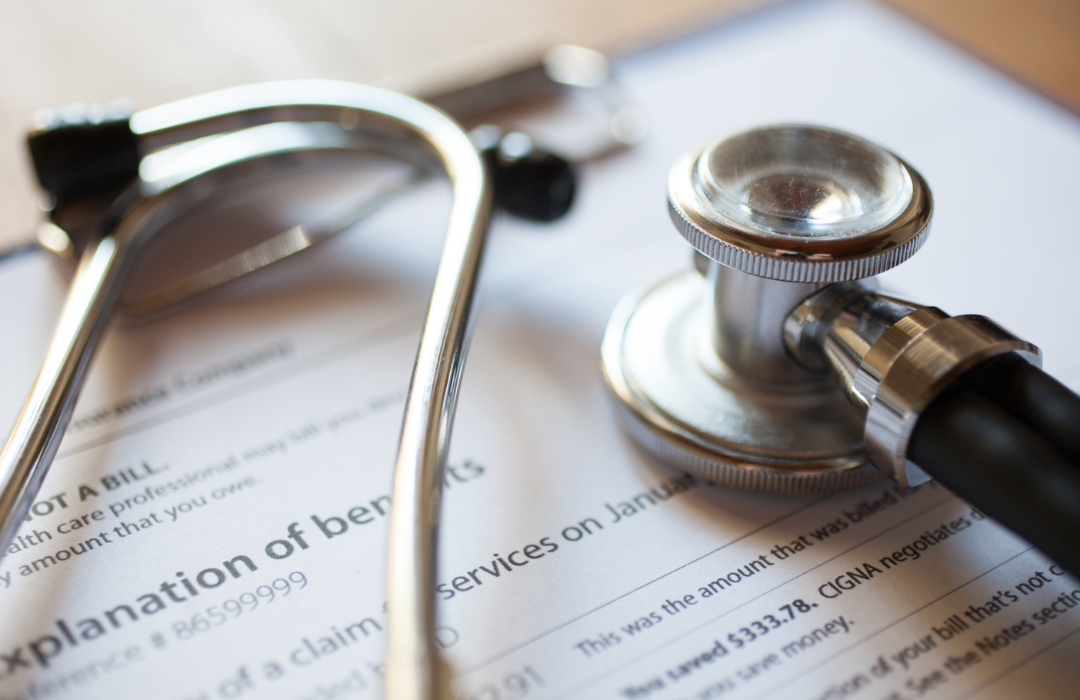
(2, 82, 1079, 700)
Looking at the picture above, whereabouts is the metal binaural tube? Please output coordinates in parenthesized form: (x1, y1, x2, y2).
(0, 236, 129, 558)
(384, 96, 492, 700)
(9, 81, 492, 700)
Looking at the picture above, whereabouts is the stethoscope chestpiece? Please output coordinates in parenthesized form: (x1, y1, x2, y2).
(601, 124, 933, 493)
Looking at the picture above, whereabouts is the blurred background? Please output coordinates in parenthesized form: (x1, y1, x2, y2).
(1, 0, 1077, 254)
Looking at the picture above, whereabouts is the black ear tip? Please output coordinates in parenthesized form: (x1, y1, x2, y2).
(493, 152, 576, 223)
(480, 134, 577, 223)
(27, 104, 139, 203)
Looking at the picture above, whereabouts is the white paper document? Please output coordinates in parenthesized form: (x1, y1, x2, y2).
(2, 2, 1079, 699)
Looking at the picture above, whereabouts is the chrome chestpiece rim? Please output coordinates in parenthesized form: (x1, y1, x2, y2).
(604, 124, 935, 493)
(668, 124, 932, 283)
(600, 271, 877, 494)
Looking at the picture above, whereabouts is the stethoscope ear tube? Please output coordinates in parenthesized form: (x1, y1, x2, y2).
(908, 353, 1080, 575)
(0, 233, 130, 557)
(4, 81, 492, 700)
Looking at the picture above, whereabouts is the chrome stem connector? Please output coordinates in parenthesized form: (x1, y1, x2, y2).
(784, 284, 1040, 487)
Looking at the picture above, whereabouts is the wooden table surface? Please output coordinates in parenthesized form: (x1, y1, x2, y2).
(1, 0, 1077, 254)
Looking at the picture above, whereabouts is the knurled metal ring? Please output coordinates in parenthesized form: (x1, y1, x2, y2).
(667, 128, 934, 283)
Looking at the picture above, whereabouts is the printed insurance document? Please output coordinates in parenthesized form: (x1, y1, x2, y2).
(2, 2, 1079, 699)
